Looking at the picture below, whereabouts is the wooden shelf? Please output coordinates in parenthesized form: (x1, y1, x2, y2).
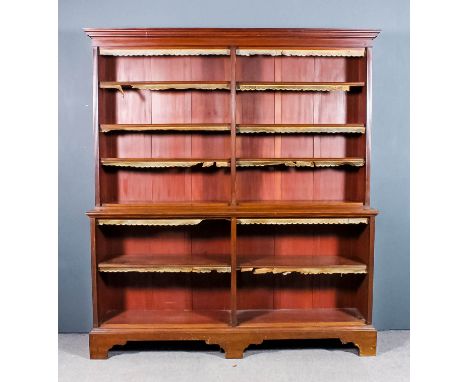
(100, 308, 365, 329)
(237, 82, 364, 92)
(237, 308, 366, 328)
(100, 81, 230, 92)
(99, 254, 230, 273)
(101, 309, 231, 328)
(239, 255, 366, 275)
(88, 202, 379, 219)
(101, 158, 230, 168)
(101, 158, 364, 168)
(100, 81, 364, 92)
(236, 158, 365, 168)
(100, 123, 365, 134)
(98, 254, 365, 275)
(101, 123, 231, 133)
(237, 124, 365, 134)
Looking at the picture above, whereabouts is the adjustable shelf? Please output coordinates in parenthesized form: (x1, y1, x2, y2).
(100, 81, 231, 92)
(100, 158, 364, 169)
(101, 123, 364, 134)
(101, 123, 231, 133)
(238, 255, 367, 275)
(236, 158, 365, 168)
(98, 254, 230, 273)
(98, 254, 365, 275)
(237, 82, 365, 92)
(100, 81, 363, 92)
(86, 28, 379, 360)
(100, 158, 230, 168)
(237, 124, 365, 134)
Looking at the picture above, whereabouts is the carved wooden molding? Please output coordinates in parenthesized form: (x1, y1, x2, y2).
(100, 124, 231, 133)
(236, 159, 364, 168)
(100, 81, 230, 93)
(241, 266, 367, 275)
(100, 159, 230, 168)
(237, 82, 364, 92)
(237, 124, 365, 134)
(99, 266, 230, 273)
(236, 48, 365, 57)
(101, 158, 363, 168)
(100, 48, 230, 56)
(97, 219, 204, 226)
(238, 218, 368, 225)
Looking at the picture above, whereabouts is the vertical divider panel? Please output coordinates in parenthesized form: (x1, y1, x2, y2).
(230, 46, 238, 326)
(365, 48, 373, 206)
(230, 47, 237, 205)
(230, 217, 238, 326)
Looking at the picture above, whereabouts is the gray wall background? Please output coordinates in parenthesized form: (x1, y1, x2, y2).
(59, 0, 409, 332)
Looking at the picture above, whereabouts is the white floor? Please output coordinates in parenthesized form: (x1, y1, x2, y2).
(59, 331, 409, 382)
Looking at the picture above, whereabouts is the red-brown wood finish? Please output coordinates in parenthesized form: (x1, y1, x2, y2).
(85, 28, 379, 359)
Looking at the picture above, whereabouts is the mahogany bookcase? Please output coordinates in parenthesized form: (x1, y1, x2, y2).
(85, 28, 379, 359)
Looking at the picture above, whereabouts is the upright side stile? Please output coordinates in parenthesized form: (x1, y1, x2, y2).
(366, 216, 376, 323)
(92, 47, 101, 205)
(90, 218, 99, 327)
(365, 47, 373, 206)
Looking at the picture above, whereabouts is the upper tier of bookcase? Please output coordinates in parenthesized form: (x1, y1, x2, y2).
(92, 28, 375, 206)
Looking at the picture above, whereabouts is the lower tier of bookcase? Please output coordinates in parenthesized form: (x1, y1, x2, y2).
(89, 308, 376, 359)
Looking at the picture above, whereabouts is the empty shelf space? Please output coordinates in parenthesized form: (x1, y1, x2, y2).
(101, 309, 231, 328)
(236, 158, 365, 168)
(100, 123, 231, 133)
(238, 255, 366, 275)
(100, 81, 231, 92)
(237, 308, 366, 328)
(100, 158, 230, 168)
(98, 254, 230, 273)
(237, 124, 365, 134)
(237, 82, 365, 92)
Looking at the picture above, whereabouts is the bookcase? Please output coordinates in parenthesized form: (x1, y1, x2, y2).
(85, 28, 379, 359)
